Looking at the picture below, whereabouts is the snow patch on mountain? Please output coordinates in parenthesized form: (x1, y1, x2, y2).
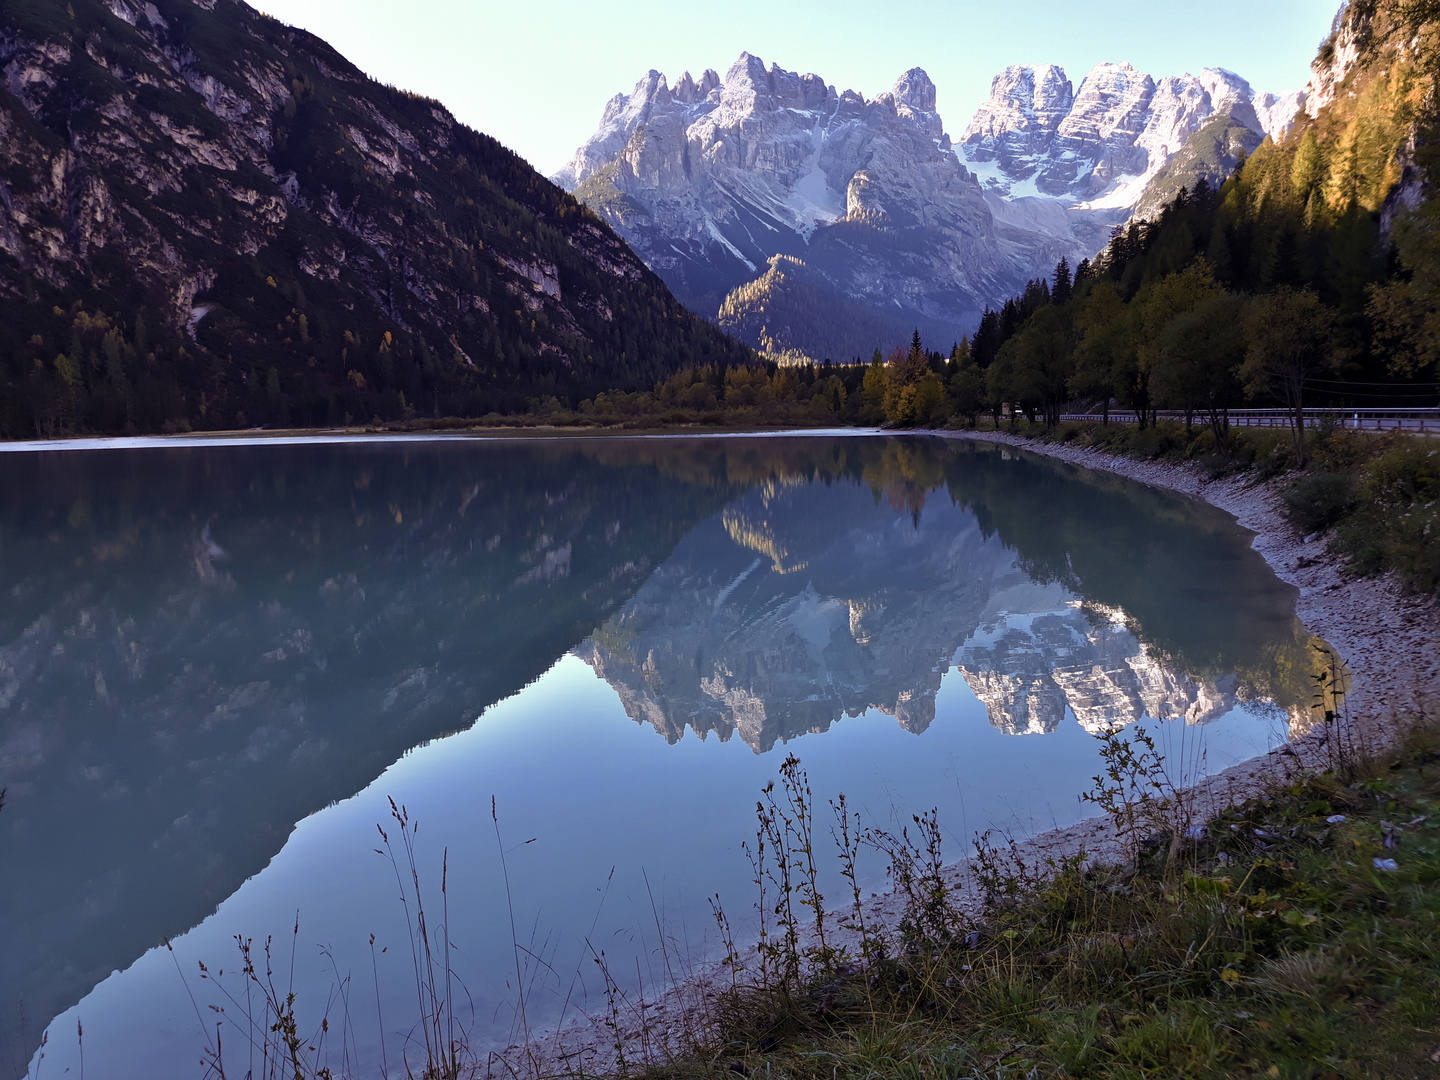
(960, 62, 1306, 208)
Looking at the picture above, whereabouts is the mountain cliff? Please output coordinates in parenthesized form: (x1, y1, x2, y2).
(0, 0, 751, 437)
(559, 54, 1301, 360)
(559, 55, 1022, 360)
(961, 63, 1302, 207)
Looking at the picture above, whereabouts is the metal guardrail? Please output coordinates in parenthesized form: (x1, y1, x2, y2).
(1058, 408, 1440, 433)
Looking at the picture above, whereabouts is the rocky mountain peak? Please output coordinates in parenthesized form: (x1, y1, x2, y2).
(1059, 62, 1156, 149)
(960, 58, 1305, 208)
(962, 64, 1075, 162)
(671, 67, 720, 104)
(717, 51, 832, 116)
(559, 46, 1308, 361)
(893, 67, 938, 115)
(559, 50, 1005, 351)
(1196, 67, 1263, 131)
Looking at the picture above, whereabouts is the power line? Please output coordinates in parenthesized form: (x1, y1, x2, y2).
(1308, 378, 1440, 388)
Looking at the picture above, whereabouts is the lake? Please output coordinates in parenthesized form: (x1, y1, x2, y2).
(0, 434, 1332, 1079)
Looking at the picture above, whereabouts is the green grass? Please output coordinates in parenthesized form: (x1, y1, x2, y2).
(639, 726, 1440, 1080)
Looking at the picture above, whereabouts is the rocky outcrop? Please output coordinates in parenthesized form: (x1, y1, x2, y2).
(960, 62, 1304, 205)
(1303, 3, 1370, 118)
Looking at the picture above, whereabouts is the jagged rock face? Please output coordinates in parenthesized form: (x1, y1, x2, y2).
(559, 51, 1305, 359)
(0, 0, 746, 431)
(560, 53, 1058, 354)
(957, 602, 1236, 737)
(962, 65, 1075, 166)
(960, 61, 1306, 209)
(1303, 6, 1368, 118)
(1254, 89, 1309, 138)
(552, 67, 722, 191)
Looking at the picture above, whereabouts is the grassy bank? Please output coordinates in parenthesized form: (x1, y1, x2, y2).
(637, 724, 1440, 1080)
(974, 419, 1440, 594)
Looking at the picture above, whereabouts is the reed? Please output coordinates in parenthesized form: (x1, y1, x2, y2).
(167, 694, 1437, 1080)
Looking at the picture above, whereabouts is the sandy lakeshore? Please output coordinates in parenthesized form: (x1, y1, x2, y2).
(522, 430, 1440, 1076)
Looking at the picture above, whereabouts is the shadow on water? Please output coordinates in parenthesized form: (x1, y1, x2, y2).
(0, 435, 1327, 1077)
(0, 439, 741, 1076)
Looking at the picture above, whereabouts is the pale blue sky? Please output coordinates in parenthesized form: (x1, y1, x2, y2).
(255, 0, 1341, 177)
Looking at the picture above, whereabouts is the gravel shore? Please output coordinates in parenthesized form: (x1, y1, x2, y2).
(526, 430, 1440, 1075)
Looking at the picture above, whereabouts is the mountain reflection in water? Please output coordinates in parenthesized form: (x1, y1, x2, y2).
(574, 441, 1322, 755)
(0, 435, 1330, 1079)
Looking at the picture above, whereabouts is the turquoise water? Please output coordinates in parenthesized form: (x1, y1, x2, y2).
(0, 435, 1321, 1079)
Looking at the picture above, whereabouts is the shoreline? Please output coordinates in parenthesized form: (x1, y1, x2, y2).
(524, 427, 1440, 1075)
(0, 424, 883, 453)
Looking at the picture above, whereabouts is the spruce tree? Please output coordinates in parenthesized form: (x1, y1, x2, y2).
(1051, 258, 1073, 306)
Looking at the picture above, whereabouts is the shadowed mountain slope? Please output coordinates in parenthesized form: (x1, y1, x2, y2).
(0, 0, 752, 437)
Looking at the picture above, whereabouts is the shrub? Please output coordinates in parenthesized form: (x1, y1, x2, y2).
(1332, 445, 1440, 589)
(1283, 471, 1358, 535)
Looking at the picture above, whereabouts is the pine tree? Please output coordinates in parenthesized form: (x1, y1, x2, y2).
(1051, 258, 1073, 306)
(1291, 129, 1324, 204)
(1206, 221, 1232, 280)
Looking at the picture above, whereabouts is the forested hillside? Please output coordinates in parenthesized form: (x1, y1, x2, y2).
(715, 255, 969, 364)
(0, 0, 752, 438)
(1132, 115, 1264, 221)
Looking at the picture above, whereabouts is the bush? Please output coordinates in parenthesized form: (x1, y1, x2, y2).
(1283, 472, 1358, 535)
(1251, 436, 1298, 483)
(1334, 444, 1440, 590)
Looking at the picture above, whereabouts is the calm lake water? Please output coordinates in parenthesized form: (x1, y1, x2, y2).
(0, 434, 1331, 1079)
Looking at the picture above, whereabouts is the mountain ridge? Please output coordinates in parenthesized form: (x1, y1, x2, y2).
(0, 0, 752, 437)
(559, 52, 1303, 360)
(557, 53, 1015, 359)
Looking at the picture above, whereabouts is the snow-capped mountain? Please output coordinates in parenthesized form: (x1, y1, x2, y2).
(556, 53, 1021, 352)
(556, 54, 1303, 359)
(960, 62, 1305, 209)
